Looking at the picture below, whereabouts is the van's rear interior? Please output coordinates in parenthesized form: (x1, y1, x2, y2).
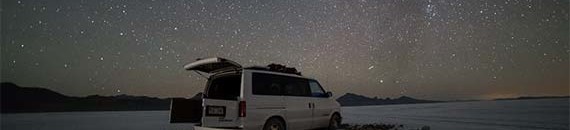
(206, 74, 241, 100)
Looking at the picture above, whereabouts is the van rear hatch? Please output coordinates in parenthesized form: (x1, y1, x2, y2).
(184, 57, 244, 128)
(202, 73, 243, 128)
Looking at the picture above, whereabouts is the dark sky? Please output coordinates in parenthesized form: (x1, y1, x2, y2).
(1, 0, 568, 100)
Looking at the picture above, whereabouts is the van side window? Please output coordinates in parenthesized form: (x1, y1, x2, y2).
(309, 81, 327, 97)
(283, 78, 310, 96)
(252, 72, 310, 96)
(252, 73, 282, 95)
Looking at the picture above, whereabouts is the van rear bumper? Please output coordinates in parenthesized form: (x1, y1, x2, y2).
(193, 126, 242, 130)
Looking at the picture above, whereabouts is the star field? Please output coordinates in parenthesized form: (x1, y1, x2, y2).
(1, 0, 568, 100)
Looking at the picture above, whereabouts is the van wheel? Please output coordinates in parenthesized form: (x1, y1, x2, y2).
(328, 114, 341, 130)
(263, 118, 286, 130)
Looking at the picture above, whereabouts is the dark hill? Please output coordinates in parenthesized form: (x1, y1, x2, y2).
(336, 93, 440, 106)
(1, 82, 170, 113)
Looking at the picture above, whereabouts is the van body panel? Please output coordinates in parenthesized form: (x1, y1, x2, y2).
(284, 96, 313, 129)
(246, 95, 286, 129)
(312, 97, 335, 128)
(193, 126, 241, 130)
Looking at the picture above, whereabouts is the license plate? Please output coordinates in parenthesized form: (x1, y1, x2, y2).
(206, 106, 225, 116)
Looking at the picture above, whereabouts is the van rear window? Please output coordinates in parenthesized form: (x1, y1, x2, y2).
(252, 73, 310, 96)
(206, 74, 241, 100)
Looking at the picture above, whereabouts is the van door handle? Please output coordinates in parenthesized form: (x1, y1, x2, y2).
(308, 103, 315, 108)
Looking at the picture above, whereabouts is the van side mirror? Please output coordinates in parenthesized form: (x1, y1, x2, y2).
(326, 91, 333, 97)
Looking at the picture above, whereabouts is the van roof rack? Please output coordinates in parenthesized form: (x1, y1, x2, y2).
(245, 64, 302, 76)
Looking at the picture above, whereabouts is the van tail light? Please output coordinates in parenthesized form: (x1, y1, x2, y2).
(238, 101, 246, 117)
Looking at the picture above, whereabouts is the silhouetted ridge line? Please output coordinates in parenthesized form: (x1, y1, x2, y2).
(1, 82, 170, 113)
(336, 93, 440, 106)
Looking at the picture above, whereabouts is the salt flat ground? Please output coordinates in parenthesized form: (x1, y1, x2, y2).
(342, 98, 569, 130)
(2, 98, 568, 130)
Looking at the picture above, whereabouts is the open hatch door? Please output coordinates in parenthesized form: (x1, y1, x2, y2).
(170, 93, 203, 123)
(184, 57, 242, 73)
(170, 98, 202, 123)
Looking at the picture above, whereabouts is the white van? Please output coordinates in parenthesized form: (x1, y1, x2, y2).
(178, 57, 341, 130)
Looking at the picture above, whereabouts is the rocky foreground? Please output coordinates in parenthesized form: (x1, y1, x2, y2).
(340, 123, 430, 130)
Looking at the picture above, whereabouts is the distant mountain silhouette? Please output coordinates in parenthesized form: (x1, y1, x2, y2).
(5, 82, 565, 113)
(1, 82, 170, 113)
(336, 93, 440, 106)
(0, 83, 440, 112)
(493, 96, 570, 101)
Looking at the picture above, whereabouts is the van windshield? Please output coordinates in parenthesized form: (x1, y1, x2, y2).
(206, 74, 241, 100)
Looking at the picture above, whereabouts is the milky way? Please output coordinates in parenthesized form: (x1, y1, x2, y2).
(2, 0, 568, 100)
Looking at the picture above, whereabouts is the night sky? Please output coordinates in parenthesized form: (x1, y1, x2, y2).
(2, 0, 568, 100)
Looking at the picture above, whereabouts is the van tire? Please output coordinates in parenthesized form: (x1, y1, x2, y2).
(328, 113, 341, 130)
(263, 117, 286, 130)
